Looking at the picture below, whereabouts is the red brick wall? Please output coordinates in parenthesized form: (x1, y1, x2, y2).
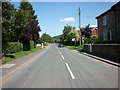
(92, 29, 98, 36)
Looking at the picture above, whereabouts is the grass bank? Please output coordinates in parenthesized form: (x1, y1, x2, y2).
(65, 45, 83, 50)
(2, 47, 42, 64)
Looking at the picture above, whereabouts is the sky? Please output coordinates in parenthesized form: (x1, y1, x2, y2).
(11, 2, 116, 37)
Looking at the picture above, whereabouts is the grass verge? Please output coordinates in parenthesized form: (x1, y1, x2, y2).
(2, 47, 42, 64)
(65, 45, 84, 50)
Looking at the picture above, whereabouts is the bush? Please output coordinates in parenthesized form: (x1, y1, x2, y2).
(65, 45, 84, 50)
(84, 35, 98, 44)
(30, 41, 35, 49)
(5, 42, 23, 54)
(95, 40, 120, 44)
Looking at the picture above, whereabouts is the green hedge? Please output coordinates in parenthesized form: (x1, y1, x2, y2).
(5, 42, 23, 54)
(95, 40, 120, 44)
(30, 41, 35, 49)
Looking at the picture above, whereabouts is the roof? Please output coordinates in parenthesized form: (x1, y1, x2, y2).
(96, 1, 120, 19)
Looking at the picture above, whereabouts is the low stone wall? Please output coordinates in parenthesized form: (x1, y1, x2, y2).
(83, 44, 120, 60)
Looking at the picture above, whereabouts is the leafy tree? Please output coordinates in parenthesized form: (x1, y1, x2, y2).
(84, 35, 98, 44)
(18, 2, 41, 43)
(14, 9, 29, 41)
(2, 2, 16, 42)
(40, 33, 51, 43)
(62, 25, 72, 42)
(68, 30, 80, 41)
(61, 25, 80, 45)
(81, 24, 92, 38)
(17, 2, 41, 50)
(2, 2, 16, 52)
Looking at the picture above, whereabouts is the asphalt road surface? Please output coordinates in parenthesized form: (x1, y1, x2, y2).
(2, 44, 118, 88)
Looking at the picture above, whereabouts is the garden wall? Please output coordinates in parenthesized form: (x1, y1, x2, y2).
(83, 44, 120, 60)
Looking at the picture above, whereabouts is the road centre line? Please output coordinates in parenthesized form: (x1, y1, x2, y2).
(65, 63, 75, 79)
(59, 52, 62, 55)
(61, 55, 65, 60)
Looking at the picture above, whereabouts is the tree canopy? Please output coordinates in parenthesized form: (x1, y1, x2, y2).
(81, 24, 92, 38)
(2, 1, 41, 51)
(2, 1, 41, 43)
(62, 25, 80, 42)
(18, 2, 41, 43)
(40, 33, 52, 43)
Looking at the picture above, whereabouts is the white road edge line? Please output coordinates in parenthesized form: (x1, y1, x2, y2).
(61, 55, 65, 60)
(65, 63, 75, 79)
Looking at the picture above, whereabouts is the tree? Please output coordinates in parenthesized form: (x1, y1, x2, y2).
(40, 33, 51, 43)
(2, 2, 16, 52)
(18, 2, 41, 43)
(2, 2, 16, 42)
(61, 25, 80, 45)
(2, 1, 41, 51)
(68, 30, 80, 41)
(18, 2, 41, 50)
(81, 24, 92, 38)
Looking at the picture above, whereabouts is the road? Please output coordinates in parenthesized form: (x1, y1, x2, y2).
(2, 44, 118, 88)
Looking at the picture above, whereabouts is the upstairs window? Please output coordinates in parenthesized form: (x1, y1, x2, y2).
(103, 16, 107, 25)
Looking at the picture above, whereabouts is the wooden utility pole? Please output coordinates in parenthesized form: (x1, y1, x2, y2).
(78, 7, 82, 45)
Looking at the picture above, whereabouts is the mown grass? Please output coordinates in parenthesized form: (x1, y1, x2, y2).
(2, 47, 42, 64)
(65, 45, 84, 50)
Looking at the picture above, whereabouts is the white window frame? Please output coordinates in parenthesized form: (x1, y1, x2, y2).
(103, 16, 107, 25)
(103, 31, 107, 40)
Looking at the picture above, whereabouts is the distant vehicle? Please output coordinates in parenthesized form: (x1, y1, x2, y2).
(58, 43, 64, 47)
(36, 44, 41, 47)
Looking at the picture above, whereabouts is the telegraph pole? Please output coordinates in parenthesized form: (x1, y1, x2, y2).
(78, 7, 82, 45)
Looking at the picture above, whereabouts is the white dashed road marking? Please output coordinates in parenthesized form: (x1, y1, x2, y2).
(65, 63, 75, 79)
(60, 52, 62, 55)
(61, 55, 65, 60)
(57, 48, 75, 79)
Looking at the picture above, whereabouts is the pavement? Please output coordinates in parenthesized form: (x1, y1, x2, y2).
(74, 50, 120, 67)
(1, 44, 119, 88)
(1, 46, 48, 80)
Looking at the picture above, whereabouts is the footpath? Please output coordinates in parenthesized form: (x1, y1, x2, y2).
(73, 50, 120, 67)
(1, 45, 50, 81)
(78, 51, 120, 67)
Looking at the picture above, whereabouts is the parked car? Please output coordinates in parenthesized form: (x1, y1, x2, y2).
(58, 43, 64, 47)
(36, 44, 41, 47)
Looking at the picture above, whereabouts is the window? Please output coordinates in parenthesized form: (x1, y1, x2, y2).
(103, 31, 107, 40)
(103, 16, 107, 25)
(110, 30, 112, 40)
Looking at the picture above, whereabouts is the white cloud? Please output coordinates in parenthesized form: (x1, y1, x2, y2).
(60, 17, 75, 22)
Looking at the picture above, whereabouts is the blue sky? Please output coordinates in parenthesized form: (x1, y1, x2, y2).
(12, 2, 115, 37)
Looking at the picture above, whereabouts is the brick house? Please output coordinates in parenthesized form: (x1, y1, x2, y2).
(96, 1, 120, 41)
(91, 27, 98, 36)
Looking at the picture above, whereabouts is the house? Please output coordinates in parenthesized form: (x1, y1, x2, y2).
(96, 1, 120, 41)
(91, 27, 98, 36)
(81, 26, 98, 37)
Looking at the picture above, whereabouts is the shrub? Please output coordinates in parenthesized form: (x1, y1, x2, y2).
(95, 40, 120, 44)
(5, 42, 23, 54)
(30, 41, 35, 49)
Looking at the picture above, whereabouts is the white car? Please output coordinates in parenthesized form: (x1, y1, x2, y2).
(36, 44, 41, 47)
